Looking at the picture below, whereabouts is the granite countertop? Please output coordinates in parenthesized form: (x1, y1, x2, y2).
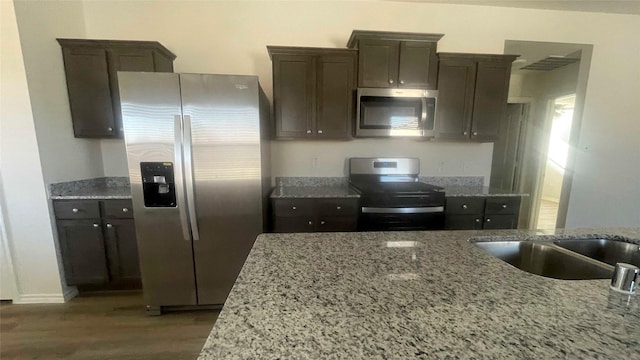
(48, 177, 132, 200)
(442, 185, 528, 197)
(199, 227, 640, 359)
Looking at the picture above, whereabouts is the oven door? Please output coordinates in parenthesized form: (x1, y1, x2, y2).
(358, 206, 445, 231)
(355, 88, 437, 138)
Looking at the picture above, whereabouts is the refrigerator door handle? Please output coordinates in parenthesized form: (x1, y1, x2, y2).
(183, 115, 200, 241)
(174, 115, 191, 241)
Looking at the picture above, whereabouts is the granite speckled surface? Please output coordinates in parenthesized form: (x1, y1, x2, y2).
(271, 177, 359, 199)
(443, 185, 529, 197)
(49, 177, 131, 199)
(419, 176, 484, 187)
(199, 228, 640, 359)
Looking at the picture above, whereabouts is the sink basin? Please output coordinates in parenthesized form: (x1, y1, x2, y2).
(473, 241, 613, 280)
(554, 239, 640, 267)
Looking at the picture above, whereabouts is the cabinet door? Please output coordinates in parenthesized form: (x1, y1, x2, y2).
(483, 215, 518, 229)
(398, 41, 437, 89)
(273, 217, 315, 233)
(445, 215, 483, 230)
(273, 55, 315, 138)
(61, 47, 116, 137)
(434, 58, 476, 140)
(104, 219, 141, 283)
(470, 60, 512, 142)
(357, 39, 399, 88)
(315, 217, 358, 232)
(57, 220, 109, 285)
(316, 54, 356, 139)
(108, 48, 156, 135)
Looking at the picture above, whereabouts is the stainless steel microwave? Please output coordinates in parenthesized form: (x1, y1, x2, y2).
(355, 88, 438, 138)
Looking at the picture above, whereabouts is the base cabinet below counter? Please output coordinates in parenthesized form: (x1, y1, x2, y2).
(53, 199, 141, 288)
(444, 196, 521, 230)
(272, 198, 358, 233)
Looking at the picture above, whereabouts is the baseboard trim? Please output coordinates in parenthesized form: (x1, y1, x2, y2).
(13, 287, 78, 304)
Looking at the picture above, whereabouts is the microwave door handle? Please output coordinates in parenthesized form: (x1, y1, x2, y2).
(420, 97, 428, 125)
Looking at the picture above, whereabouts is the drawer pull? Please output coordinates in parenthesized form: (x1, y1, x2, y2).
(292, 206, 297, 210)
(475, 218, 481, 223)
(122, 207, 129, 213)
(501, 204, 507, 209)
(72, 208, 79, 213)
(93, 223, 100, 228)
(320, 220, 325, 225)
(106, 223, 113, 229)
(336, 206, 342, 210)
(462, 204, 468, 209)
(308, 220, 312, 225)
(486, 218, 491, 223)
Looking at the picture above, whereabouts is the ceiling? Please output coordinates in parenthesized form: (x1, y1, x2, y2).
(386, 0, 640, 15)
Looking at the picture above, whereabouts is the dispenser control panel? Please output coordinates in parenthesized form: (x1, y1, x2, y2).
(141, 162, 177, 207)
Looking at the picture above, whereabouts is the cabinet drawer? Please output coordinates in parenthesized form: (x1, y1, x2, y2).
(273, 217, 315, 233)
(54, 200, 100, 219)
(485, 197, 521, 215)
(316, 216, 358, 232)
(444, 215, 483, 230)
(483, 214, 518, 229)
(273, 199, 314, 217)
(445, 197, 485, 215)
(315, 198, 358, 217)
(102, 200, 134, 218)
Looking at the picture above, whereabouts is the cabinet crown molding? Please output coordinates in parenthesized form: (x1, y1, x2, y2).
(346, 30, 444, 49)
(56, 38, 176, 60)
(267, 45, 357, 60)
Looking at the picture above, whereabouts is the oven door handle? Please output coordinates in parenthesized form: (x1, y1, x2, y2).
(361, 206, 444, 214)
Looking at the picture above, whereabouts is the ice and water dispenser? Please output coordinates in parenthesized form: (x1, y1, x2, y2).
(141, 162, 177, 207)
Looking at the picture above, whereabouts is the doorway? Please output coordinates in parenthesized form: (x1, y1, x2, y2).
(534, 95, 575, 229)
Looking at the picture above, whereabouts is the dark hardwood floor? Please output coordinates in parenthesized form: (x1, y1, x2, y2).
(0, 291, 219, 360)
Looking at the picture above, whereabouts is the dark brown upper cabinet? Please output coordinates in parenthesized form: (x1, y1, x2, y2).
(346, 30, 443, 89)
(268, 46, 357, 140)
(57, 39, 176, 138)
(435, 53, 517, 142)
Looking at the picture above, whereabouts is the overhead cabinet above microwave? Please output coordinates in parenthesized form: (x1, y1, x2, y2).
(268, 46, 357, 140)
(434, 53, 517, 142)
(347, 30, 443, 90)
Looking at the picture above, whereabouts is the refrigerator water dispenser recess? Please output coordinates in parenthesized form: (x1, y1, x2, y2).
(141, 162, 177, 207)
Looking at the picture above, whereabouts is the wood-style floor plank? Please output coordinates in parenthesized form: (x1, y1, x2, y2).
(0, 291, 218, 360)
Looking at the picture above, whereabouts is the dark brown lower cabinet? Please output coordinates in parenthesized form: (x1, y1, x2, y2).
(272, 198, 358, 233)
(57, 220, 109, 285)
(54, 199, 140, 288)
(445, 196, 521, 230)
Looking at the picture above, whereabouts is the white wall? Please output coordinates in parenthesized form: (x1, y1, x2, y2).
(1, 0, 69, 303)
(13, 0, 104, 184)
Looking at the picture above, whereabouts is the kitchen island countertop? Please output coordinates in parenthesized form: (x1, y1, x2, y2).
(198, 228, 640, 359)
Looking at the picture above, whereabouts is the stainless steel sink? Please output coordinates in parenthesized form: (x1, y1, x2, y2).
(553, 239, 640, 267)
(473, 241, 613, 280)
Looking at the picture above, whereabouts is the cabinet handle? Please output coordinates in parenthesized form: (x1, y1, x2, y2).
(463, 131, 468, 136)
(318, 130, 323, 134)
(306, 130, 312, 134)
(93, 223, 100, 228)
(106, 223, 113, 229)
(336, 206, 342, 210)
(501, 204, 507, 209)
(72, 208, 79, 213)
(462, 204, 468, 209)
(122, 207, 129, 212)
(389, 79, 394, 84)
(320, 220, 325, 225)
(292, 206, 297, 210)
(399, 80, 404, 85)
(107, 127, 113, 132)
(308, 220, 313, 225)
(473, 132, 478, 136)
(475, 218, 481, 223)
(486, 218, 491, 222)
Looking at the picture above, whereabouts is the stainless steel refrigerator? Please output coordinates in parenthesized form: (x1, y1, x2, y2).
(118, 72, 270, 314)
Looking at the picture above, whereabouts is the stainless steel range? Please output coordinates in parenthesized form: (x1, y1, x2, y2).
(349, 158, 445, 231)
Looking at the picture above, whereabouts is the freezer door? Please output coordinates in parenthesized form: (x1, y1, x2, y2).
(118, 72, 197, 307)
(180, 74, 264, 305)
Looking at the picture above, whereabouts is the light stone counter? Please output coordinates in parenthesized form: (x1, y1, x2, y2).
(199, 228, 640, 359)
